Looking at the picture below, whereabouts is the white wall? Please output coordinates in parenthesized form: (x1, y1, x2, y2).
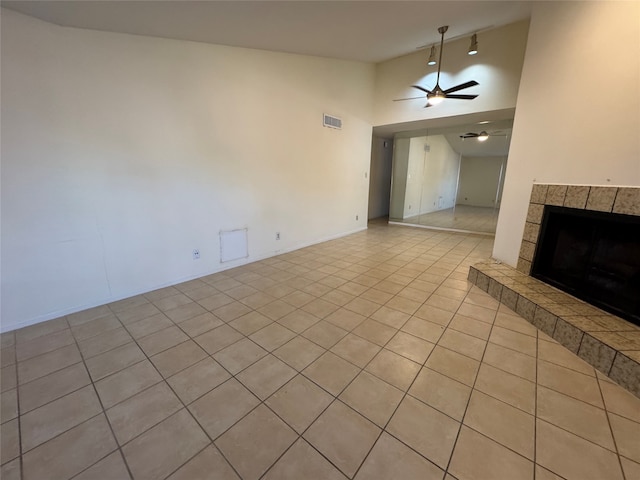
(404, 137, 427, 218)
(367, 137, 393, 219)
(493, 1, 640, 266)
(0, 9, 375, 331)
(419, 135, 460, 214)
(456, 156, 505, 207)
(400, 134, 460, 218)
(373, 21, 529, 127)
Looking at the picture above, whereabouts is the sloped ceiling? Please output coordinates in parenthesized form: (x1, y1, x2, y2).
(1, 0, 532, 63)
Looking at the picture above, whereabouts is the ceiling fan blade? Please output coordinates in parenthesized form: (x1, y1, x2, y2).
(445, 94, 478, 100)
(393, 96, 425, 102)
(412, 85, 433, 94)
(460, 133, 479, 138)
(443, 80, 479, 94)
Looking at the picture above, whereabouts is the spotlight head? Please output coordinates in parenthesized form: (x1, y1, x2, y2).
(427, 46, 437, 66)
(468, 33, 478, 55)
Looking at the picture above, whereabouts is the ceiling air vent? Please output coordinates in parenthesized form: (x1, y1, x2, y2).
(323, 114, 342, 130)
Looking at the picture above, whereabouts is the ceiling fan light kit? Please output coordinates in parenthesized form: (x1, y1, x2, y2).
(477, 131, 489, 141)
(427, 88, 446, 106)
(408, 25, 479, 108)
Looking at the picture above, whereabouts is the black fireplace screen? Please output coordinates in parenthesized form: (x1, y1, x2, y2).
(531, 206, 640, 325)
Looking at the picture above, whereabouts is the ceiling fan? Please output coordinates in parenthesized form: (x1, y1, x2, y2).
(459, 130, 508, 141)
(408, 25, 479, 107)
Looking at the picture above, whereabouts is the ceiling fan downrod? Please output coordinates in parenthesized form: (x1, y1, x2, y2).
(434, 25, 448, 89)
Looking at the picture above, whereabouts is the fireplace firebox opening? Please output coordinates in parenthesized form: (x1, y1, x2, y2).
(531, 205, 640, 325)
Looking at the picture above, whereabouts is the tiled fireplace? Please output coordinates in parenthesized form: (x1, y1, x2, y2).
(469, 184, 640, 397)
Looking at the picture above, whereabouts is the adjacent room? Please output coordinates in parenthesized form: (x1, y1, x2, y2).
(1, 1, 639, 480)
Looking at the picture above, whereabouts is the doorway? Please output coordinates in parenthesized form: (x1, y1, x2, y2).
(367, 136, 394, 220)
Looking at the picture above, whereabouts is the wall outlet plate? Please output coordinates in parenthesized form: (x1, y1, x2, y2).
(193, 249, 200, 259)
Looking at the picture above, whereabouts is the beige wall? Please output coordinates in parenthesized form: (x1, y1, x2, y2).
(1, 9, 375, 331)
(493, 1, 640, 265)
(398, 135, 460, 219)
(456, 156, 506, 207)
(418, 135, 461, 215)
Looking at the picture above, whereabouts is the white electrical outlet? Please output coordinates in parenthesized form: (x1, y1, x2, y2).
(276, 232, 281, 240)
(356, 215, 359, 221)
(192, 249, 200, 260)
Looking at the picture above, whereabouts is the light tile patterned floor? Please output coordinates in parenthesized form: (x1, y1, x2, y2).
(1, 221, 639, 480)
(397, 205, 500, 233)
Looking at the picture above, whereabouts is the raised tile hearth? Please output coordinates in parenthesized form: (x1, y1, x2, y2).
(470, 183, 640, 397)
(469, 261, 640, 397)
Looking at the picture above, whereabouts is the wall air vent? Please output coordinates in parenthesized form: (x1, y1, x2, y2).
(323, 114, 342, 130)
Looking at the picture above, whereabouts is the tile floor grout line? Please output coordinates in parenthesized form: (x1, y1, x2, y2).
(103, 311, 252, 479)
(594, 372, 627, 480)
(441, 283, 501, 477)
(12, 331, 25, 480)
(13, 331, 76, 363)
(18, 314, 279, 476)
(13, 349, 83, 388)
(74, 303, 239, 476)
(345, 325, 435, 477)
(534, 416, 629, 472)
(533, 326, 540, 480)
(15, 339, 136, 478)
(162, 292, 370, 478)
(535, 374, 609, 408)
(349, 266, 475, 479)
(349, 348, 443, 477)
(280, 266, 463, 479)
(213, 341, 348, 478)
(17, 366, 102, 416)
(69, 326, 136, 480)
(537, 355, 603, 379)
(161, 442, 228, 480)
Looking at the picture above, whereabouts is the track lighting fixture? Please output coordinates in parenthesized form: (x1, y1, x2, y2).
(395, 25, 479, 107)
(427, 46, 437, 66)
(468, 33, 478, 55)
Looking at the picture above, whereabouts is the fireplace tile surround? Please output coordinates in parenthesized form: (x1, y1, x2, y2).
(469, 184, 640, 397)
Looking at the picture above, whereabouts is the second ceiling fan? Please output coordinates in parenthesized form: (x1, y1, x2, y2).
(413, 26, 479, 107)
(459, 130, 508, 140)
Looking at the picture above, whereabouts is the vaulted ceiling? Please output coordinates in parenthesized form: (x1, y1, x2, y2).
(1, 1, 532, 63)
